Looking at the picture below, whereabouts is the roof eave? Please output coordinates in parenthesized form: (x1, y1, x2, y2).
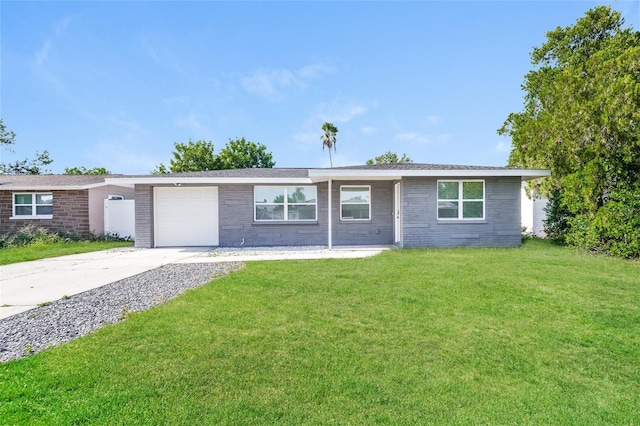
(104, 177, 314, 185)
(308, 169, 551, 181)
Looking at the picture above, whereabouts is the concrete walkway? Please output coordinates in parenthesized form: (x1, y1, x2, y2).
(0, 246, 386, 319)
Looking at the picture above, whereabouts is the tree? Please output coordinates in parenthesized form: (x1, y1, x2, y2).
(0, 119, 16, 147)
(0, 151, 53, 175)
(320, 122, 338, 167)
(153, 140, 219, 174)
(64, 166, 111, 175)
(152, 138, 275, 173)
(1, 119, 54, 175)
(217, 137, 275, 169)
(366, 151, 413, 165)
(499, 6, 640, 257)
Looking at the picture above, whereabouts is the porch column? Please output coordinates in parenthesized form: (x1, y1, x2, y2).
(327, 179, 333, 249)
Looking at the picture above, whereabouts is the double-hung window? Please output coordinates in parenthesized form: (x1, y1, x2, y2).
(13, 193, 53, 218)
(340, 185, 371, 220)
(437, 181, 484, 220)
(254, 186, 317, 221)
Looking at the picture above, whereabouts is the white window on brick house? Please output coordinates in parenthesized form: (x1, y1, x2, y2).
(340, 185, 371, 220)
(254, 186, 317, 221)
(437, 180, 484, 220)
(12, 193, 53, 219)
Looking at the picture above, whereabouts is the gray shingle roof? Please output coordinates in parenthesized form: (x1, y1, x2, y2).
(0, 174, 119, 188)
(330, 163, 514, 171)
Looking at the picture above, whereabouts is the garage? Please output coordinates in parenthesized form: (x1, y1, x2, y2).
(154, 186, 219, 247)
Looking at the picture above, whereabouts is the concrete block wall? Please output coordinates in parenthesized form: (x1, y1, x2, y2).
(0, 190, 91, 237)
(218, 183, 328, 247)
(134, 185, 153, 248)
(331, 180, 394, 246)
(401, 177, 522, 248)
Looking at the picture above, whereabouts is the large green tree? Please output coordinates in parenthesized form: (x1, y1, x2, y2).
(320, 122, 338, 167)
(499, 6, 640, 257)
(152, 138, 275, 173)
(217, 137, 275, 169)
(366, 151, 412, 165)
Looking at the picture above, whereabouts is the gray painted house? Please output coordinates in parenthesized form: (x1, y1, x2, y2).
(105, 164, 550, 249)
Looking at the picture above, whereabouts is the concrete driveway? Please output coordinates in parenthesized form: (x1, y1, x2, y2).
(0, 247, 213, 319)
(0, 246, 386, 319)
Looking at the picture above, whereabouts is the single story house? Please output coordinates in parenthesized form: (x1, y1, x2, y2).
(98, 163, 550, 249)
(0, 174, 135, 238)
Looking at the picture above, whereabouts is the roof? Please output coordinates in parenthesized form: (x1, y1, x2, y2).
(0, 174, 122, 190)
(0, 164, 550, 189)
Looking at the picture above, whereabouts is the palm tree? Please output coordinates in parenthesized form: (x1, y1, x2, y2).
(320, 122, 338, 167)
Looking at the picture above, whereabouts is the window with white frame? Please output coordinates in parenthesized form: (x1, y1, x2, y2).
(254, 186, 317, 221)
(340, 185, 371, 220)
(13, 193, 53, 218)
(437, 180, 484, 220)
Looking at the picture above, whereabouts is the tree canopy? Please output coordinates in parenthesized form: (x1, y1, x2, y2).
(64, 166, 111, 175)
(0, 119, 54, 175)
(320, 122, 338, 167)
(499, 6, 640, 258)
(217, 137, 275, 169)
(0, 119, 16, 147)
(366, 151, 412, 165)
(152, 138, 275, 174)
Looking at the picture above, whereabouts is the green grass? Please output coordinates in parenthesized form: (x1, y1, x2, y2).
(1, 239, 639, 424)
(0, 241, 134, 265)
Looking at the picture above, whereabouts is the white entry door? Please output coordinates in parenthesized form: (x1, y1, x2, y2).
(154, 187, 219, 247)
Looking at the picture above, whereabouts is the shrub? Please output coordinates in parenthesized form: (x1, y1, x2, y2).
(543, 188, 571, 244)
(0, 225, 70, 248)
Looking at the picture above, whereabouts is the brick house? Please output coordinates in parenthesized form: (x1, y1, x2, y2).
(0, 175, 135, 238)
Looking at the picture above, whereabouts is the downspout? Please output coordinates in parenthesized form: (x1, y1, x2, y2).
(328, 179, 333, 249)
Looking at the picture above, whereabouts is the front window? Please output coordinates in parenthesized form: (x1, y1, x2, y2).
(437, 181, 484, 220)
(341, 186, 371, 220)
(254, 186, 317, 221)
(13, 193, 53, 218)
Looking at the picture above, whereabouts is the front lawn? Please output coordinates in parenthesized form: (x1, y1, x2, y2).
(0, 241, 133, 265)
(1, 240, 638, 424)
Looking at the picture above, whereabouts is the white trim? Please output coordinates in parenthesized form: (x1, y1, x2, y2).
(340, 185, 371, 221)
(105, 177, 313, 185)
(10, 215, 53, 220)
(437, 180, 485, 221)
(328, 179, 332, 249)
(309, 168, 550, 181)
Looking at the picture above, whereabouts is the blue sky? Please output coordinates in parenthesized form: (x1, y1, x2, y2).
(2, 1, 639, 174)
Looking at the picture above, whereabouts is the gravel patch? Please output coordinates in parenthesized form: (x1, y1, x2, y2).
(0, 262, 243, 363)
(208, 245, 327, 257)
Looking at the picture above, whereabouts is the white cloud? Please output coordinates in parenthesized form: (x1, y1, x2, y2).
(425, 115, 442, 127)
(361, 126, 377, 135)
(395, 132, 431, 145)
(315, 101, 368, 123)
(297, 63, 336, 79)
(394, 131, 451, 145)
(33, 16, 73, 67)
(241, 69, 304, 99)
(241, 63, 334, 100)
(174, 113, 208, 135)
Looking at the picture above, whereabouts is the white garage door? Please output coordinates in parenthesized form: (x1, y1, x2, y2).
(154, 187, 219, 247)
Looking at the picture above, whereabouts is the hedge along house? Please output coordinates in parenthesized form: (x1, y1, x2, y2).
(105, 164, 550, 249)
(0, 174, 135, 238)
